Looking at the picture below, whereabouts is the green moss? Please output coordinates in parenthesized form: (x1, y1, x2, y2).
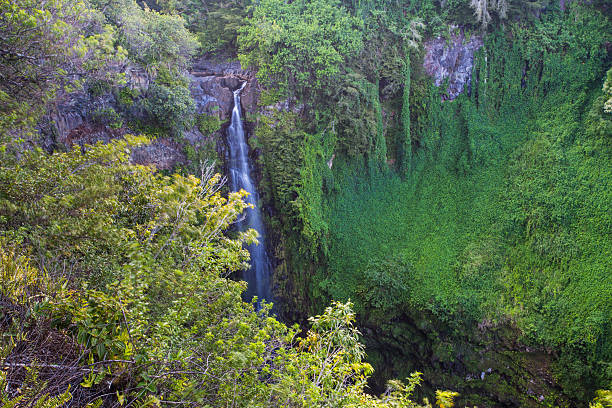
(245, 4, 611, 403)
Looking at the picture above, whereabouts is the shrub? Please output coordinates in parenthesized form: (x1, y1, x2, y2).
(142, 80, 195, 136)
(91, 107, 123, 128)
(196, 114, 221, 136)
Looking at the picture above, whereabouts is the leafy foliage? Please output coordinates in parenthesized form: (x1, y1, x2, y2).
(1, 0, 611, 405)
(154, 0, 250, 54)
(250, 2, 611, 404)
(604, 68, 612, 114)
(142, 74, 196, 136)
(196, 114, 222, 136)
(0, 134, 460, 406)
(118, 4, 198, 73)
(238, 0, 363, 101)
(0, 0, 126, 136)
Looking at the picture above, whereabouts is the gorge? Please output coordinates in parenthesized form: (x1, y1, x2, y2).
(0, 0, 610, 406)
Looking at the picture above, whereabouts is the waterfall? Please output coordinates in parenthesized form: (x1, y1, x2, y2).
(227, 82, 274, 310)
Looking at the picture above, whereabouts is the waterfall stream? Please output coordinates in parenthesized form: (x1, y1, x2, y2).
(227, 82, 274, 309)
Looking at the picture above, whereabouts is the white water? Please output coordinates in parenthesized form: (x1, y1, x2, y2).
(227, 83, 274, 309)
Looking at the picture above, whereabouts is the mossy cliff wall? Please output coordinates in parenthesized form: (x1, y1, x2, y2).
(254, 8, 611, 406)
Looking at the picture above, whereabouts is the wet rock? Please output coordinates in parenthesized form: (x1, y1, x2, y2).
(220, 76, 243, 91)
(241, 78, 260, 114)
(424, 33, 483, 100)
(190, 75, 233, 120)
(190, 56, 258, 118)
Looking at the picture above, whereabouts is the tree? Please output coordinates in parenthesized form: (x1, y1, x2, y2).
(142, 72, 196, 136)
(87, 0, 198, 73)
(0, 0, 126, 136)
(603, 67, 612, 114)
(238, 0, 363, 102)
(0, 134, 460, 407)
(469, 0, 508, 29)
(119, 4, 198, 72)
(401, 53, 412, 176)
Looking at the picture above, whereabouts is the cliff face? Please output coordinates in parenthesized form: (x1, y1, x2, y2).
(40, 66, 151, 149)
(39, 58, 259, 171)
(424, 33, 483, 100)
(190, 57, 259, 120)
(186, 57, 259, 174)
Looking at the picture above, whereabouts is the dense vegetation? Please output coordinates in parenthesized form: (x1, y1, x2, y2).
(0, 136, 467, 407)
(234, 0, 611, 406)
(0, 0, 610, 406)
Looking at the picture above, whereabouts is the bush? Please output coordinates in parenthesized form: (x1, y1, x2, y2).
(196, 113, 221, 136)
(142, 80, 195, 136)
(0, 138, 458, 406)
(115, 86, 140, 108)
(91, 107, 123, 128)
(87, 79, 112, 98)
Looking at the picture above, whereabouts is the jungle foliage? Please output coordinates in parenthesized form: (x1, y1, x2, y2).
(0, 0, 198, 144)
(0, 137, 464, 407)
(0, 2, 473, 405)
(1, 0, 611, 405)
(0, 0, 127, 137)
(239, 0, 611, 405)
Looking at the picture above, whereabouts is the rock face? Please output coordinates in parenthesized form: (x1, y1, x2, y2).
(424, 33, 483, 100)
(131, 139, 186, 170)
(190, 57, 259, 120)
(188, 57, 259, 174)
(364, 309, 570, 407)
(37, 57, 259, 171)
(41, 65, 152, 148)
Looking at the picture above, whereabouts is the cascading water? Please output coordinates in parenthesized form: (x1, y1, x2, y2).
(227, 82, 274, 309)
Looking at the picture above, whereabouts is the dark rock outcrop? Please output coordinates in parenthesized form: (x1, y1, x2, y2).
(190, 74, 233, 120)
(188, 57, 259, 174)
(36, 56, 259, 171)
(190, 57, 259, 120)
(64, 123, 124, 147)
(49, 93, 88, 143)
(41, 65, 152, 148)
(364, 310, 571, 407)
(424, 33, 483, 100)
(131, 138, 186, 170)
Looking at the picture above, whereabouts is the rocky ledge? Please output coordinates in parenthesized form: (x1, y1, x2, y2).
(38, 57, 259, 171)
(190, 57, 259, 121)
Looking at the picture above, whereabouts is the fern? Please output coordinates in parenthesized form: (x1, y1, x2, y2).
(32, 390, 72, 408)
(0, 367, 72, 408)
